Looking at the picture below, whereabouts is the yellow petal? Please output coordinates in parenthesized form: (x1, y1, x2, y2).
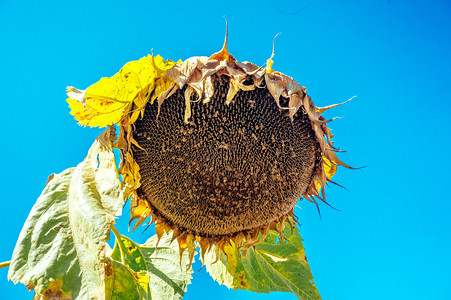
(67, 55, 177, 127)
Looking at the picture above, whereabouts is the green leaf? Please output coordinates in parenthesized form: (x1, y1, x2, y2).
(110, 233, 194, 300)
(8, 127, 123, 300)
(204, 225, 321, 300)
(108, 259, 149, 300)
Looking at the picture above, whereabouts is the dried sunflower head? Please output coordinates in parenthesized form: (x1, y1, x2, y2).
(67, 33, 350, 262)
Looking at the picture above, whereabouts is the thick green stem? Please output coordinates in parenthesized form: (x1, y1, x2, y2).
(0, 261, 11, 269)
(110, 225, 127, 265)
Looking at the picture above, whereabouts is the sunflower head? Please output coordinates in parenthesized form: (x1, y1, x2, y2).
(67, 34, 351, 263)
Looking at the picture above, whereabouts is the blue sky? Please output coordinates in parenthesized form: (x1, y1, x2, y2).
(1, 0, 450, 299)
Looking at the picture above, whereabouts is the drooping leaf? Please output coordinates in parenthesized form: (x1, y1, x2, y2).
(8, 127, 123, 299)
(204, 224, 321, 300)
(67, 55, 177, 127)
(110, 233, 194, 300)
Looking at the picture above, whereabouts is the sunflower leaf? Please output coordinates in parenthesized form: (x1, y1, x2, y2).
(108, 259, 150, 300)
(203, 225, 321, 300)
(8, 127, 123, 299)
(110, 233, 194, 300)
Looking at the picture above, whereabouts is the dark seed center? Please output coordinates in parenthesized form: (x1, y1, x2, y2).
(133, 74, 321, 237)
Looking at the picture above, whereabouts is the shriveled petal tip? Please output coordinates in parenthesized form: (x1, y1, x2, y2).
(316, 96, 356, 114)
(66, 86, 86, 106)
(265, 32, 281, 74)
(208, 17, 235, 63)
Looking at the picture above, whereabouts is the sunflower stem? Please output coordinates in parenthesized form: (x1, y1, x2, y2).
(0, 261, 11, 269)
(111, 225, 127, 265)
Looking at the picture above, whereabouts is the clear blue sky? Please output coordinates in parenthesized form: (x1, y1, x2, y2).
(1, 0, 450, 299)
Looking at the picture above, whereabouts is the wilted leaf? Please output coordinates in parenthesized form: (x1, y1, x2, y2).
(8, 127, 123, 299)
(204, 224, 321, 300)
(110, 233, 193, 300)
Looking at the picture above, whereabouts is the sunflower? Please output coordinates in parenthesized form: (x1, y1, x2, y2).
(66, 31, 350, 264)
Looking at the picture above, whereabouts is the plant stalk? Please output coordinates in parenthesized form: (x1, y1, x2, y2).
(111, 225, 127, 265)
(0, 261, 11, 269)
